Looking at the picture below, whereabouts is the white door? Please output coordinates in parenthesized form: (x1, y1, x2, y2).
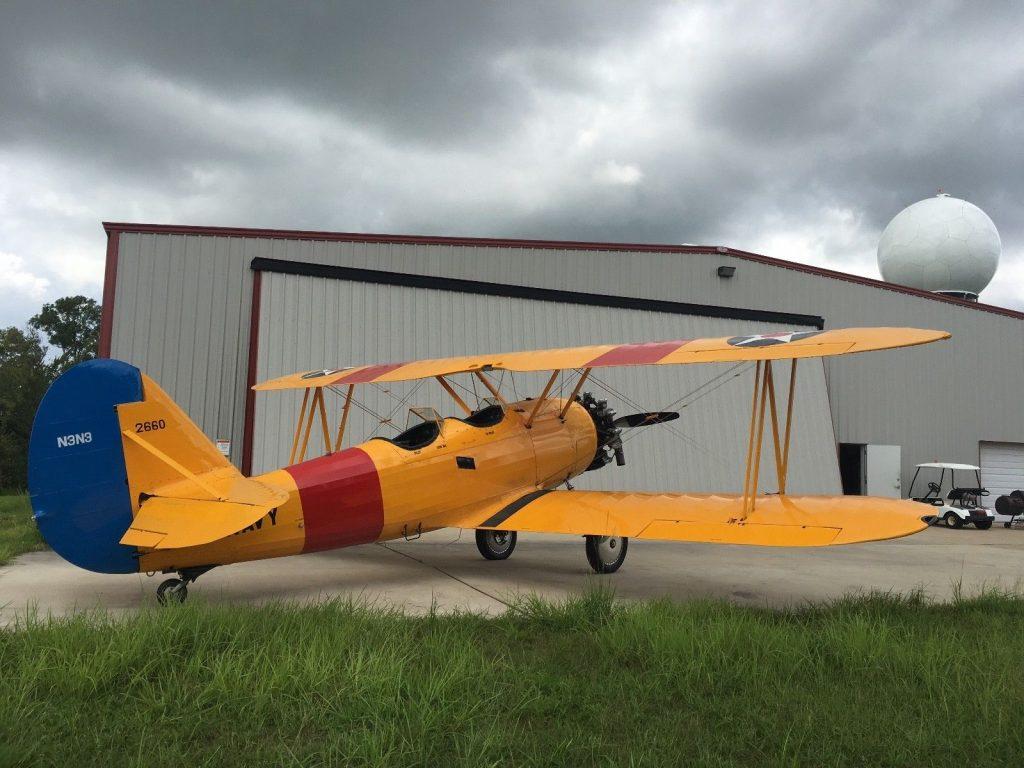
(865, 444, 902, 498)
(980, 442, 1024, 517)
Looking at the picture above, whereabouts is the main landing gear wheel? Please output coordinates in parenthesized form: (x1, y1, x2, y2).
(476, 529, 517, 560)
(585, 535, 628, 574)
(156, 578, 188, 605)
(944, 512, 964, 529)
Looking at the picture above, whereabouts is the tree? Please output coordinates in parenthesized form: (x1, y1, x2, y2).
(29, 295, 101, 376)
(0, 327, 50, 489)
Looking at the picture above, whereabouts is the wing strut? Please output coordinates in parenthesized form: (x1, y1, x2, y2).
(526, 370, 560, 428)
(334, 384, 355, 450)
(289, 387, 312, 465)
(436, 376, 472, 415)
(739, 359, 799, 518)
(473, 371, 506, 405)
(291, 387, 334, 464)
(559, 368, 592, 419)
(780, 359, 798, 493)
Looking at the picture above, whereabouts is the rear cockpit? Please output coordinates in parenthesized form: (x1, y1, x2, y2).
(374, 407, 443, 450)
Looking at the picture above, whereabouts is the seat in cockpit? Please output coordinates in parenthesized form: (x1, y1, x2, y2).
(372, 406, 444, 451)
(461, 403, 505, 428)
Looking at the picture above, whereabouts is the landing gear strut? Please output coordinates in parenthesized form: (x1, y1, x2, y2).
(585, 535, 628, 574)
(155, 565, 215, 605)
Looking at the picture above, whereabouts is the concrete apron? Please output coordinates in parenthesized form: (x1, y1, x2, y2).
(2, 527, 1024, 626)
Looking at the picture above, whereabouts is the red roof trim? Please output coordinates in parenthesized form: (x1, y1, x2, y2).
(102, 222, 1024, 321)
(97, 228, 120, 357)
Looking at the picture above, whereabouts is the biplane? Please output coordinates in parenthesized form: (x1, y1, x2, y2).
(28, 327, 948, 604)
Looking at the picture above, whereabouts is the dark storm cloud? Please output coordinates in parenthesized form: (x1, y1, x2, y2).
(1, 1, 661, 151)
(1, 0, 1022, 325)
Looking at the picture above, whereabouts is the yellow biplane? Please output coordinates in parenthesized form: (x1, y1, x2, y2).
(28, 327, 947, 603)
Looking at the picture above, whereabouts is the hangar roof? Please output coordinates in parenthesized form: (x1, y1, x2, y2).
(101, 221, 1024, 322)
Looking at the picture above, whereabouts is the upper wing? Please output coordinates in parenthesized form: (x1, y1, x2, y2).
(440, 490, 932, 547)
(254, 327, 949, 390)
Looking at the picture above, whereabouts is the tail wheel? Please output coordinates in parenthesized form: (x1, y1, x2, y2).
(476, 529, 517, 560)
(156, 578, 188, 605)
(944, 512, 964, 529)
(585, 535, 628, 574)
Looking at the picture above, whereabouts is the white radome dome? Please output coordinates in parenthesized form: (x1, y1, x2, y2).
(877, 193, 1001, 300)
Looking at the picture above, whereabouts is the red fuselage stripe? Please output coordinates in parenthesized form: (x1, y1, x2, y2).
(286, 447, 385, 552)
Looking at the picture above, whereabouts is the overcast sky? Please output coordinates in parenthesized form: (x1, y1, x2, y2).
(2, 1, 1021, 328)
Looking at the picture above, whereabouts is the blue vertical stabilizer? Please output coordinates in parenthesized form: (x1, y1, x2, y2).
(28, 359, 144, 574)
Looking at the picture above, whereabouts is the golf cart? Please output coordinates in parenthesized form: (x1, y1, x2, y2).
(909, 462, 994, 530)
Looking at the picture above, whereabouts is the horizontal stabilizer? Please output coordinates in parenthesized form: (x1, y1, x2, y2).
(120, 491, 281, 550)
(447, 491, 931, 547)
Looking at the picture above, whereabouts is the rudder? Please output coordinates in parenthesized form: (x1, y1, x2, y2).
(29, 359, 144, 573)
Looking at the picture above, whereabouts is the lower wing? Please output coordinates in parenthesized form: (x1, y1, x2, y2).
(442, 491, 933, 547)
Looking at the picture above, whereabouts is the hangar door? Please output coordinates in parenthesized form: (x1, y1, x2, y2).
(980, 442, 1024, 515)
(250, 270, 842, 496)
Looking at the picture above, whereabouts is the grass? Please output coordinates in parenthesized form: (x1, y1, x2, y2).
(0, 494, 45, 566)
(0, 589, 1022, 767)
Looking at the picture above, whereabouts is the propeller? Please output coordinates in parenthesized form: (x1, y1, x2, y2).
(612, 411, 679, 429)
(579, 393, 679, 471)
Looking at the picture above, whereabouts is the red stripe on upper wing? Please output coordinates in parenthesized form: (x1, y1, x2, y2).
(335, 362, 406, 384)
(286, 447, 384, 552)
(585, 340, 690, 367)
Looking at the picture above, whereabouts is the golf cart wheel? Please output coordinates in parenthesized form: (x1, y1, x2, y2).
(585, 535, 628, 574)
(475, 529, 516, 560)
(943, 512, 964, 529)
(975, 520, 993, 530)
(156, 578, 187, 605)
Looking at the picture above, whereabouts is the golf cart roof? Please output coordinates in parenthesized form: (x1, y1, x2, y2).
(916, 462, 980, 471)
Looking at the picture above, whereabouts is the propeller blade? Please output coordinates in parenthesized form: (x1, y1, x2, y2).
(612, 411, 679, 428)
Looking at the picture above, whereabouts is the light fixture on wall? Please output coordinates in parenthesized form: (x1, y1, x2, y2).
(717, 265, 736, 278)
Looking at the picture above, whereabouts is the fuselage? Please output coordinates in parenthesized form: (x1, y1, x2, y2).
(140, 398, 597, 572)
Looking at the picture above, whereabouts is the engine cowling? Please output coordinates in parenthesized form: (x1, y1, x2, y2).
(580, 392, 625, 471)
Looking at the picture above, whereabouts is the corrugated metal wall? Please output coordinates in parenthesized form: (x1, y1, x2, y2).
(251, 272, 840, 494)
(112, 233, 253, 459)
(108, 229, 1024, 494)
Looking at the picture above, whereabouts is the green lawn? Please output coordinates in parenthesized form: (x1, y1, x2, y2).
(0, 494, 45, 566)
(1, 589, 1021, 767)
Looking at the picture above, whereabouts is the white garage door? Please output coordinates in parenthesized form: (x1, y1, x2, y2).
(980, 442, 1024, 516)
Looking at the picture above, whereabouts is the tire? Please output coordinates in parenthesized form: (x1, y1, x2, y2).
(156, 578, 187, 605)
(585, 535, 628, 574)
(1005, 522, 1012, 529)
(944, 512, 964, 530)
(974, 520, 993, 530)
(475, 529, 516, 560)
